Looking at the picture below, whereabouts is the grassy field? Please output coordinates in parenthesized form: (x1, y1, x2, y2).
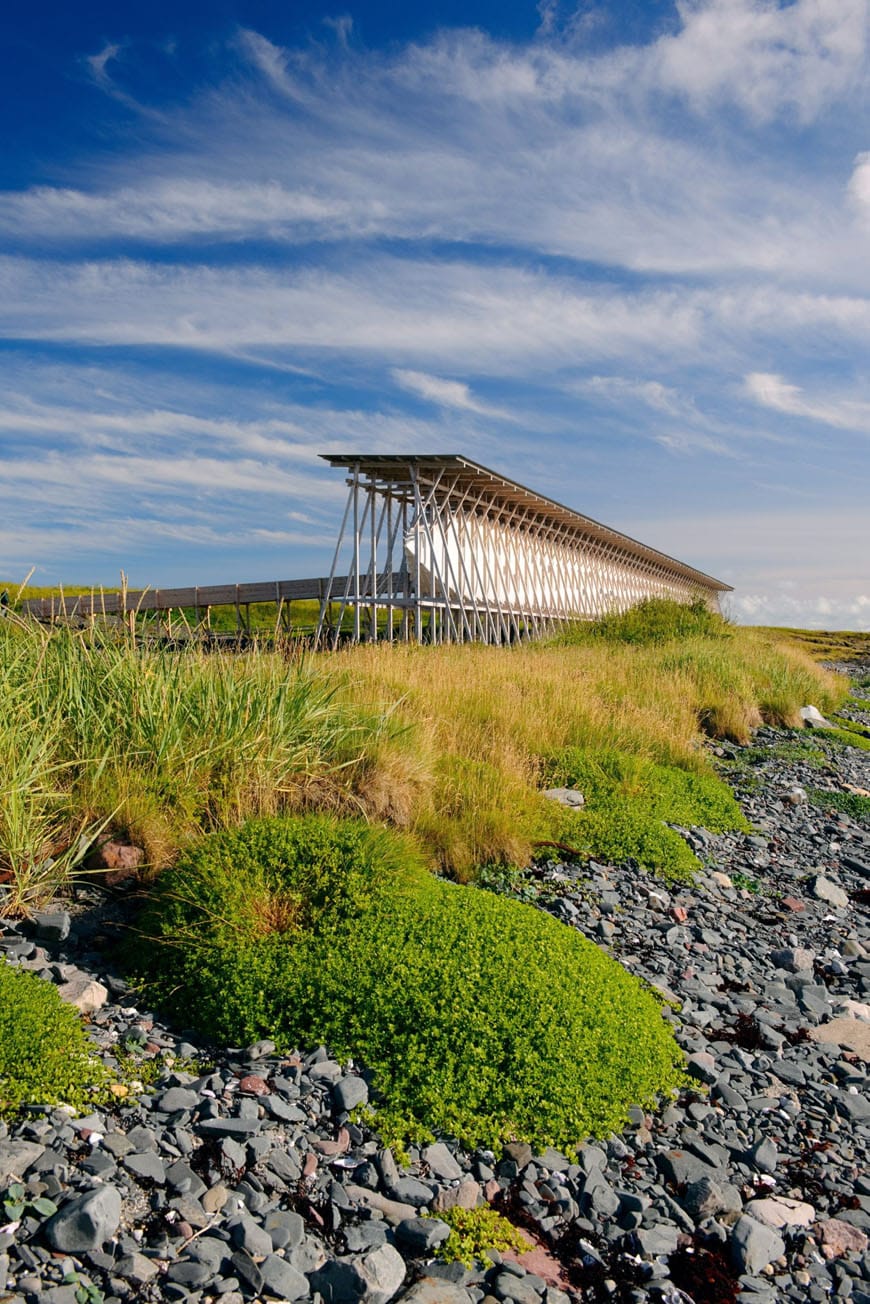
(0, 599, 849, 912)
(754, 626, 870, 663)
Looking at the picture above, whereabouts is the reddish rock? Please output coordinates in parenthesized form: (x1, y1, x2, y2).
(312, 1127, 350, 1157)
(238, 1073, 270, 1096)
(781, 896, 805, 913)
(303, 1152, 318, 1177)
(501, 1233, 573, 1291)
(816, 1219, 868, 1259)
(87, 838, 145, 887)
(671, 906, 689, 923)
(433, 1179, 482, 1213)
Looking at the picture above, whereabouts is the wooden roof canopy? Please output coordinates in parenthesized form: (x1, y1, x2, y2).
(320, 453, 732, 594)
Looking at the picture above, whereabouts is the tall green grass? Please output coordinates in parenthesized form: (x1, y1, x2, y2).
(0, 622, 399, 913)
(0, 602, 847, 911)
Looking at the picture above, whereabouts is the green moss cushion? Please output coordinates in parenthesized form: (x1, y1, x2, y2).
(132, 815, 684, 1150)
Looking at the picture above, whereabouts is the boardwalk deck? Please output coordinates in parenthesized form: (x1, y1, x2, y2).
(19, 577, 354, 622)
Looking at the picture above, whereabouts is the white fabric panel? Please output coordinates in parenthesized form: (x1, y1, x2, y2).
(404, 511, 709, 616)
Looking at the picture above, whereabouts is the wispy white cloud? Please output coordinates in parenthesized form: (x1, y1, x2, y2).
(746, 371, 870, 431)
(0, 4, 865, 293)
(85, 42, 122, 88)
(392, 369, 514, 419)
(7, 254, 870, 377)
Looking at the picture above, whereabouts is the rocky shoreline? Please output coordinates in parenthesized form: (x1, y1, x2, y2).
(1, 666, 868, 1304)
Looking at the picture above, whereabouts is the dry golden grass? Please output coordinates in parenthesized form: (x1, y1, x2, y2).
(331, 628, 845, 878)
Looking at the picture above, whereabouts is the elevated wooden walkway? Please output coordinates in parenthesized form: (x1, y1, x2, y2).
(20, 577, 355, 625)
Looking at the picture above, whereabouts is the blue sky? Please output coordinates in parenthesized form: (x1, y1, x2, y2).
(2, 0, 869, 628)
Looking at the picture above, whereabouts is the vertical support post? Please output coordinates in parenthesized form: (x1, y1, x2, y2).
(369, 475, 378, 642)
(315, 482, 354, 648)
(352, 463, 361, 644)
(411, 466, 423, 643)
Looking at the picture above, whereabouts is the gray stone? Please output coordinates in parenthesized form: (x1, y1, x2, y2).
(158, 1086, 199, 1113)
(264, 1208, 305, 1250)
(423, 1142, 463, 1182)
(810, 875, 849, 909)
(115, 1251, 160, 1284)
(333, 1074, 369, 1114)
(494, 1271, 545, 1303)
(187, 1234, 228, 1270)
(357, 1243, 407, 1303)
(686, 1051, 718, 1084)
(196, 1116, 261, 1139)
(395, 1216, 451, 1253)
(836, 1090, 870, 1121)
(310, 1258, 366, 1302)
(259, 1252, 310, 1301)
(167, 1259, 214, 1287)
(746, 1139, 778, 1175)
(770, 947, 815, 972)
(656, 1149, 723, 1189)
(45, 1185, 122, 1252)
(345, 1184, 418, 1225)
(124, 1150, 167, 1184)
(0, 1139, 44, 1182)
(32, 912, 71, 942)
(681, 1176, 729, 1221)
(169, 1194, 210, 1229)
(543, 787, 585, 808)
(730, 1215, 786, 1275)
(745, 1197, 815, 1230)
(126, 1124, 158, 1150)
(588, 1179, 620, 1217)
(244, 1038, 276, 1059)
(398, 1281, 474, 1304)
(309, 1058, 343, 1084)
(230, 1214, 273, 1257)
(771, 1060, 807, 1087)
(635, 1224, 680, 1257)
(165, 1159, 207, 1197)
(265, 1146, 302, 1182)
(100, 1132, 133, 1158)
(390, 1175, 436, 1206)
(288, 1232, 329, 1275)
(231, 1248, 264, 1294)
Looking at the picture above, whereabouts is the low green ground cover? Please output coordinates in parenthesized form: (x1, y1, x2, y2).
(807, 788, 870, 823)
(0, 961, 107, 1117)
(541, 748, 750, 879)
(130, 815, 685, 1150)
(818, 726, 870, 753)
(432, 1206, 533, 1268)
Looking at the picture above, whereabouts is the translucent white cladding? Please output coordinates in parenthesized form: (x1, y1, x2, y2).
(316, 453, 730, 646)
(404, 508, 716, 618)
